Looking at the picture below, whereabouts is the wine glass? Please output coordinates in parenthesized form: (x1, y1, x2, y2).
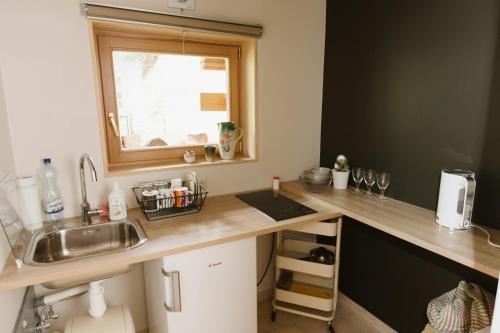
(364, 169, 375, 195)
(351, 167, 364, 192)
(376, 171, 391, 200)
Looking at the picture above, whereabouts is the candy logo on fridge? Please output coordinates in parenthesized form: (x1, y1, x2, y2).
(208, 262, 223, 268)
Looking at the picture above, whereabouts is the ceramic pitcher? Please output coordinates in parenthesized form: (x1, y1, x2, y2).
(218, 122, 243, 160)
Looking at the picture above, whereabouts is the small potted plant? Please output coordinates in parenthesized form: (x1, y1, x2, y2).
(332, 154, 350, 190)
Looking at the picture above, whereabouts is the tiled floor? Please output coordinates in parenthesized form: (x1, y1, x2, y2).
(258, 298, 392, 333)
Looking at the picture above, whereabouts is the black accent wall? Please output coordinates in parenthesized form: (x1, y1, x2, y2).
(320, 1, 500, 332)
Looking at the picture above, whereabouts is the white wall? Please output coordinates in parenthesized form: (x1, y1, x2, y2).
(0, 67, 16, 271)
(0, 67, 26, 333)
(0, 0, 326, 331)
(0, 0, 326, 218)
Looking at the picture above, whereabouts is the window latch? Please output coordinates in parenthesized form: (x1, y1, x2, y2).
(107, 113, 120, 137)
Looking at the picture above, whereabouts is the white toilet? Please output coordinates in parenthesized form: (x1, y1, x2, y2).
(64, 305, 135, 333)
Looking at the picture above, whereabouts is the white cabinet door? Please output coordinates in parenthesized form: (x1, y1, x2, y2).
(162, 237, 257, 333)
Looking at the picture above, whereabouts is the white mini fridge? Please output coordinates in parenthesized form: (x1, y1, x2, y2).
(144, 237, 257, 333)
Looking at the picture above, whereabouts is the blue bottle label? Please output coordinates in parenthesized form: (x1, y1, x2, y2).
(45, 199, 64, 214)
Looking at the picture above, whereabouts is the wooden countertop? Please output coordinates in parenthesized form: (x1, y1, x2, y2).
(1, 180, 500, 292)
(0, 187, 338, 292)
(281, 181, 500, 279)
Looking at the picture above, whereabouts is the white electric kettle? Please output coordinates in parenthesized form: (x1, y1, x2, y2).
(436, 169, 476, 230)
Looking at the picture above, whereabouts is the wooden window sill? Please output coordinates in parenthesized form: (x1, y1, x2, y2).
(105, 156, 257, 177)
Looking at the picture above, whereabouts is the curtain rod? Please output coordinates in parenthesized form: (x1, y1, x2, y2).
(83, 3, 263, 38)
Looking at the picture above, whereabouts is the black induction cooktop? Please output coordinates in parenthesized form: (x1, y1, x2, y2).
(236, 190, 317, 221)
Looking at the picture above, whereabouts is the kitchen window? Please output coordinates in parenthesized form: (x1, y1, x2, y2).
(92, 23, 256, 173)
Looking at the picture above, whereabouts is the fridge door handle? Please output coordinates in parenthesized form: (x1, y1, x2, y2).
(162, 269, 182, 312)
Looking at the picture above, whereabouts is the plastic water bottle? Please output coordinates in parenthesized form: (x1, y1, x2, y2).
(39, 158, 64, 222)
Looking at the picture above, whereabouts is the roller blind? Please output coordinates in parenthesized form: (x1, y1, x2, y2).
(84, 3, 263, 37)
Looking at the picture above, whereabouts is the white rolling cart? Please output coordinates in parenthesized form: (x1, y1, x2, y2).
(272, 215, 342, 333)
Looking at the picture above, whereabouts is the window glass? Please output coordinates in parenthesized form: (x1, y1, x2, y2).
(112, 51, 230, 150)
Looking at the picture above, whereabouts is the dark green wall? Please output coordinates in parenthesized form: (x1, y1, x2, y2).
(320, 1, 500, 332)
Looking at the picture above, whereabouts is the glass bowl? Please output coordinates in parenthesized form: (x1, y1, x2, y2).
(299, 176, 331, 193)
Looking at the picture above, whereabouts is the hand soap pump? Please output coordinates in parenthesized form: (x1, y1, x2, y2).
(108, 182, 127, 221)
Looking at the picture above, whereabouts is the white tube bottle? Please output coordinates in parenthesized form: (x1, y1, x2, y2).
(108, 182, 127, 221)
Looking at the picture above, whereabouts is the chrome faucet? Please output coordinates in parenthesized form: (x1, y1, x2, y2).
(79, 153, 102, 224)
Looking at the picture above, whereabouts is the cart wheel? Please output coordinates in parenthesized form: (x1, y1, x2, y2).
(271, 310, 276, 322)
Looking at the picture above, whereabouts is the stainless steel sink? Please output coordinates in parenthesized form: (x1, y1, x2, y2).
(22, 154, 149, 288)
(24, 217, 147, 266)
(23, 217, 147, 289)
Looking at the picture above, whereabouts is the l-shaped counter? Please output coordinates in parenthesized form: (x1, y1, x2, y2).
(1, 181, 499, 292)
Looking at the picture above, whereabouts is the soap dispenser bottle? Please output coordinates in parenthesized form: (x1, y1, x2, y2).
(108, 182, 127, 221)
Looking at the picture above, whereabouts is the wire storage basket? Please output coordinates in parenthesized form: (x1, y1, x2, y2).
(133, 182, 208, 221)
